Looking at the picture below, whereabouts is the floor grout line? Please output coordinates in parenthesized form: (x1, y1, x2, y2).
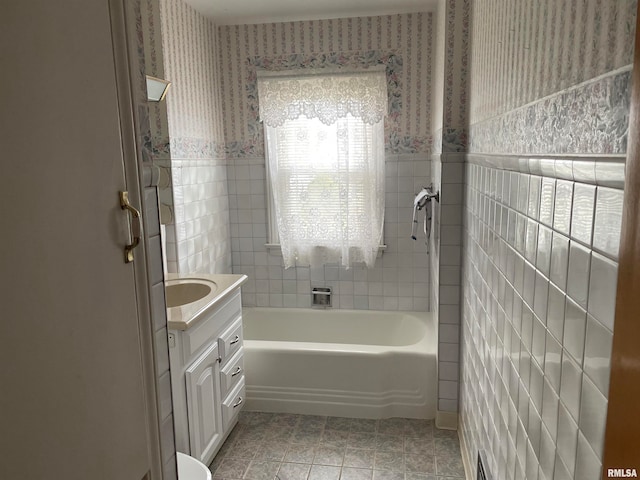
(209, 413, 466, 480)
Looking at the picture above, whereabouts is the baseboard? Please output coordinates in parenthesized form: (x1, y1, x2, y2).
(245, 385, 436, 419)
(458, 414, 475, 480)
(435, 410, 458, 430)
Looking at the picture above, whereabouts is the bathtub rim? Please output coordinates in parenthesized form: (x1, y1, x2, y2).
(242, 306, 437, 353)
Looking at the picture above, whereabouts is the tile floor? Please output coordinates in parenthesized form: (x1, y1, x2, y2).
(209, 412, 466, 480)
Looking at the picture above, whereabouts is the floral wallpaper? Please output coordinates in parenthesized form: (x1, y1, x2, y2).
(218, 13, 434, 156)
(160, 0, 225, 160)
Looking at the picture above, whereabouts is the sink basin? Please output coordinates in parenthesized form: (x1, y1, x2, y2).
(165, 279, 217, 308)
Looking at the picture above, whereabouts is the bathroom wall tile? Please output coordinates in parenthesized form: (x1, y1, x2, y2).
(525, 438, 540, 480)
(529, 361, 544, 414)
(575, 432, 602, 480)
(151, 282, 168, 332)
(438, 380, 459, 400)
(149, 235, 165, 286)
(556, 403, 578, 476)
(559, 355, 583, 422)
(587, 252, 618, 331)
(517, 174, 530, 214)
(538, 178, 556, 228)
(543, 332, 562, 393)
(538, 425, 556, 480)
(439, 304, 461, 324)
(163, 456, 177, 480)
(461, 159, 621, 480)
(438, 399, 458, 412)
(439, 362, 459, 381)
(553, 180, 573, 236)
(549, 233, 569, 291)
(439, 342, 460, 363)
(566, 242, 591, 309)
(440, 324, 460, 343)
(155, 328, 170, 375)
(579, 375, 608, 459)
(144, 187, 161, 238)
(535, 226, 552, 277)
(593, 187, 623, 259)
(541, 378, 560, 440)
(531, 315, 547, 365)
(584, 314, 613, 395)
(155, 369, 173, 424)
(595, 161, 626, 188)
(522, 262, 536, 308)
(563, 298, 587, 365)
(570, 183, 596, 246)
(528, 176, 542, 221)
(524, 219, 539, 265)
(533, 272, 549, 324)
(160, 414, 176, 464)
(553, 454, 573, 480)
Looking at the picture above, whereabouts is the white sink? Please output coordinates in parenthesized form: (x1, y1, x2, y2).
(165, 279, 217, 308)
(165, 273, 248, 330)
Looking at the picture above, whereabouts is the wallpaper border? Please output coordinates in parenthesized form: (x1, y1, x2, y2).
(225, 50, 432, 158)
(469, 68, 632, 155)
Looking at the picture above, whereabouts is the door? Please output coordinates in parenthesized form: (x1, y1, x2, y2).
(185, 343, 223, 465)
(0, 1, 157, 479)
(602, 0, 640, 474)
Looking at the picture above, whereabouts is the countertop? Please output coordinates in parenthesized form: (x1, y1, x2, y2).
(166, 273, 248, 330)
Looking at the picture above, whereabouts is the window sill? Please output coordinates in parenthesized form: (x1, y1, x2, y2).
(265, 243, 387, 258)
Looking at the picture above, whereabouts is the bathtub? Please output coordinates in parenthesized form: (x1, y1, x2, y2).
(242, 307, 437, 419)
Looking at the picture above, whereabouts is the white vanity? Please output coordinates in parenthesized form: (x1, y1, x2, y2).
(166, 274, 248, 467)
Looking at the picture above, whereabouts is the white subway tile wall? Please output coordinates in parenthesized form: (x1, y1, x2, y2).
(460, 160, 622, 479)
(429, 154, 465, 415)
(227, 154, 431, 311)
(143, 183, 176, 477)
(166, 160, 232, 274)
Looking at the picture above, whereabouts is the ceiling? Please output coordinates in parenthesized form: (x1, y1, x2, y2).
(184, 0, 439, 25)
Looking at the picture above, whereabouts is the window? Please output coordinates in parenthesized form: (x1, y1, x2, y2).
(257, 68, 387, 269)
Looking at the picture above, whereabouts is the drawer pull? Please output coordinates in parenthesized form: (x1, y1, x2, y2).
(229, 335, 240, 345)
(232, 397, 243, 408)
(231, 366, 242, 377)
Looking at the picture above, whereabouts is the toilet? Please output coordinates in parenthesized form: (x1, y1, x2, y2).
(176, 452, 212, 480)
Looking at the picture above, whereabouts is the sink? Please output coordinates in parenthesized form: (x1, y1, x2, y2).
(165, 279, 217, 308)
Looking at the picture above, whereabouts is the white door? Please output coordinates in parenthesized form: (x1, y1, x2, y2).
(0, 2, 157, 479)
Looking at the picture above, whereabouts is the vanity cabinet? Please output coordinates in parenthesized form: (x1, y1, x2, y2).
(168, 281, 247, 467)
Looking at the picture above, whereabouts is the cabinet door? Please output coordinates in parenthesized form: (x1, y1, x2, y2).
(185, 343, 223, 464)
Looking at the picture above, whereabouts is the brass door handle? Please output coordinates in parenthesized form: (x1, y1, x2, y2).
(119, 191, 142, 263)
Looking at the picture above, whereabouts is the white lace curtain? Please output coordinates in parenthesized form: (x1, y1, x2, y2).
(258, 69, 387, 269)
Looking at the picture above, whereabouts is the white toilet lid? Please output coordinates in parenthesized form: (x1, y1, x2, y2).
(176, 452, 212, 480)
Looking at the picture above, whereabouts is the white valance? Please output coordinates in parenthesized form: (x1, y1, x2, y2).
(257, 69, 388, 127)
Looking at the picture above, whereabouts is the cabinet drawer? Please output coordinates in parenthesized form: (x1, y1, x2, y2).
(220, 348, 244, 398)
(181, 291, 242, 363)
(221, 377, 245, 432)
(218, 317, 243, 365)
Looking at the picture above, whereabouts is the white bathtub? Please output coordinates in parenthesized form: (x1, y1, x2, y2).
(242, 307, 437, 419)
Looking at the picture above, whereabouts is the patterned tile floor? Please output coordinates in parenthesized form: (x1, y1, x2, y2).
(209, 412, 466, 480)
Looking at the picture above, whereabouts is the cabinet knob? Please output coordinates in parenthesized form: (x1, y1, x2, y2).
(231, 366, 242, 377)
(229, 335, 240, 345)
(232, 397, 243, 408)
